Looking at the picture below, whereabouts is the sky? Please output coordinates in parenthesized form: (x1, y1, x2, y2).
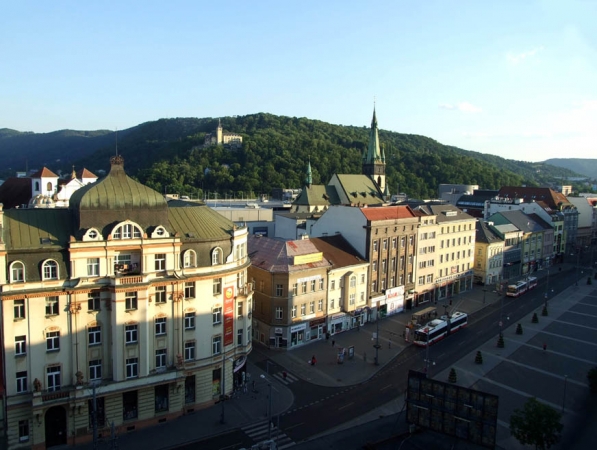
(1, 0, 596, 162)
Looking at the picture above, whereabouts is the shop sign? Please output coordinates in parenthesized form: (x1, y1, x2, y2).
(223, 285, 235, 346)
(309, 317, 325, 327)
(274, 328, 283, 335)
(290, 323, 306, 333)
(331, 313, 345, 322)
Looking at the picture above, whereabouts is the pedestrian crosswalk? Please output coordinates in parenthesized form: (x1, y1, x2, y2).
(271, 371, 299, 385)
(242, 420, 295, 449)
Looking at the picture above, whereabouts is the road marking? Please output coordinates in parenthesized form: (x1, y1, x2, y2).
(338, 402, 354, 411)
(380, 384, 392, 391)
(285, 422, 304, 430)
(219, 443, 243, 450)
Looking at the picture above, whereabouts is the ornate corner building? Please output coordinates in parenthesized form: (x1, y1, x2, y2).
(0, 156, 253, 449)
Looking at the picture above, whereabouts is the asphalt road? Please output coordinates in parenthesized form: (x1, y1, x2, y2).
(182, 266, 583, 449)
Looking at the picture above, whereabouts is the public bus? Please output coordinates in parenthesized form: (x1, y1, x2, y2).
(412, 312, 468, 347)
(507, 277, 538, 297)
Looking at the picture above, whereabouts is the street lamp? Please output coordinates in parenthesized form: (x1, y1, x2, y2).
(562, 375, 568, 414)
(260, 375, 273, 440)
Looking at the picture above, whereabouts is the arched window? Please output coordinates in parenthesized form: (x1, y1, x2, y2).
(211, 247, 222, 266)
(183, 250, 197, 268)
(10, 261, 25, 283)
(42, 260, 59, 280)
(113, 223, 142, 239)
(35, 181, 40, 191)
(46, 182, 53, 192)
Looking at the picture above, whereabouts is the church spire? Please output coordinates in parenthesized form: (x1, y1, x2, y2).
(306, 158, 312, 188)
(362, 104, 386, 194)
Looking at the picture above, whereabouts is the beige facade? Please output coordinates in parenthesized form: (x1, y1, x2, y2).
(0, 158, 253, 449)
(413, 212, 440, 304)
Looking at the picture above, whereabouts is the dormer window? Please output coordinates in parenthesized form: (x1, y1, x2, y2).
(151, 226, 167, 238)
(10, 261, 25, 283)
(183, 250, 197, 268)
(42, 260, 59, 280)
(113, 222, 142, 239)
(83, 228, 101, 241)
(212, 247, 222, 266)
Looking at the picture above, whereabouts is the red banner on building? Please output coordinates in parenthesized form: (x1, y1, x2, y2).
(224, 286, 235, 346)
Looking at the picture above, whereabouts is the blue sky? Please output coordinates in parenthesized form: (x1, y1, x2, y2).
(1, 0, 595, 162)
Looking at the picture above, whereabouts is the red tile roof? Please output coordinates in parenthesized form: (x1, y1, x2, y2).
(76, 168, 97, 179)
(30, 167, 59, 178)
(359, 205, 416, 221)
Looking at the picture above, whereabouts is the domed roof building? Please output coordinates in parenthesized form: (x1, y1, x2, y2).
(0, 156, 253, 448)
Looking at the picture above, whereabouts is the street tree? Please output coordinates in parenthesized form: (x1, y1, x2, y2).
(510, 397, 563, 450)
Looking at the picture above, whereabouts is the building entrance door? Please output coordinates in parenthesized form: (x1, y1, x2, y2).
(45, 405, 67, 447)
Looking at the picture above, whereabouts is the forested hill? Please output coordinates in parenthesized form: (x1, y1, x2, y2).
(0, 114, 584, 199)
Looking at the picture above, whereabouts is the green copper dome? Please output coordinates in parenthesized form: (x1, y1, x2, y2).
(70, 155, 167, 211)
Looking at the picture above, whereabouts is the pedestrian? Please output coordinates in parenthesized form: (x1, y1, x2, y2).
(252, 380, 256, 392)
(311, 355, 317, 366)
(243, 382, 247, 393)
(332, 339, 335, 347)
(388, 339, 392, 349)
(326, 331, 330, 340)
(543, 343, 547, 351)
(283, 371, 287, 380)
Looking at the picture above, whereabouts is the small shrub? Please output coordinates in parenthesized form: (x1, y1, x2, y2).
(497, 333, 505, 348)
(516, 323, 523, 335)
(448, 368, 457, 383)
(532, 312, 539, 323)
(475, 351, 483, 364)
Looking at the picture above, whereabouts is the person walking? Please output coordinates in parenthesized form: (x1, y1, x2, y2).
(311, 355, 317, 366)
(332, 339, 335, 348)
(543, 343, 547, 351)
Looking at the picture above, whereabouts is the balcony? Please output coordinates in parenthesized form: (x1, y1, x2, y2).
(237, 282, 254, 297)
(118, 275, 144, 285)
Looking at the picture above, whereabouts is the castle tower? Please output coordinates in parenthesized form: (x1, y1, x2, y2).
(216, 118, 223, 145)
(362, 107, 386, 193)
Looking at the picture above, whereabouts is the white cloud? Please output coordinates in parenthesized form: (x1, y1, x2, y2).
(439, 102, 482, 113)
(506, 46, 544, 64)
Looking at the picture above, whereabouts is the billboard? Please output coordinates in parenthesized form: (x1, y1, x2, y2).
(406, 370, 498, 448)
(223, 285, 235, 346)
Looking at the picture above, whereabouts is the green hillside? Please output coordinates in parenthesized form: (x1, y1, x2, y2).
(1, 114, 586, 199)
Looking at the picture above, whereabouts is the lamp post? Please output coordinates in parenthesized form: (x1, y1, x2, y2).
(373, 311, 381, 366)
(562, 375, 568, 414)
(260, 375, 273, 440)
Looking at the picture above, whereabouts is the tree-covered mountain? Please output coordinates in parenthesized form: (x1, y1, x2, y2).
(0, 114, 588, 199)
(543, 158, 597, 180)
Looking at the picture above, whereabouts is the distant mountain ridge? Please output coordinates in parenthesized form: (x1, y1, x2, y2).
(543, 158, 597, 180)
(0, 114, 591, 199)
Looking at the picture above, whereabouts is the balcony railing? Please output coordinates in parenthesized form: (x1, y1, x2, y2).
(118, 276, 143, 285)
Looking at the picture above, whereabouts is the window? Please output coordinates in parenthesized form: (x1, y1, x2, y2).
(275, 306, 283, 319)
(47, 366, 61, 392)
(383, 239, 388, 250)
(45, 296, 59, 316)
(123, 391, 138, 420)
(212, 247, 222, 265)
(311, 280, 316, 291)
(18, 419, 29, 442)
(42, 260, 58, 280)
(14, 299, 25, 319)
(185, 281, 196, 299)
(360, 292, 365, 303)
(212, 336, 222, 355)
(291, 305, 297, 318)
(400, 237, 405, 248)
(88, 292, 101, 311)
(185, 312, 195, 329)
(212, 307, 222, 325)
(16, 371, 27, 393)
(155, 384, 169, 412)
(349, 293, 355, 305)
(126, 358, 138, 378)
(392, 238, 397, 249)
(371, 280, 377, 292)
(184, 341, 195, 361)
(331, 280, 336, 290)
(185, 375, 196, 404)
(156, 349, 167, 369)
(373, 241, 378, 252)
(155, 286, 167, 304)
(330, 298, 335, 309)
(382, 259, 387, 272)
(276, 284, 283, 296)
(350, 276, 356, 288)
(125, 292, 138, 310)
(213, 278, 221, 295)
(89, 360, 102, 381)
(15, 335, 26, 355)
(237, 329, 244, 345)
(46, 331, 60, 351)
(301, 304, 306, 316)
(88, 326, 101, 345)
(114, 253, 132, 271)
(155, 317, 166, 335)
(125, 325, 138, 344)
(292, 283, 298, 295)
(114, 223, 142, 239)
(301, 281, 307, 294)
(309, 301, 315, 313)
(318, 299, 323, 311)
(372, 261, 377, 272)
(87, 258, 99, 276)
(10, 261, 25, 282)
(237, 301, 243, 317)
(319, 278, 324, 290)
(154, 254, 166, 271)
(183, 250, 197, 268)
